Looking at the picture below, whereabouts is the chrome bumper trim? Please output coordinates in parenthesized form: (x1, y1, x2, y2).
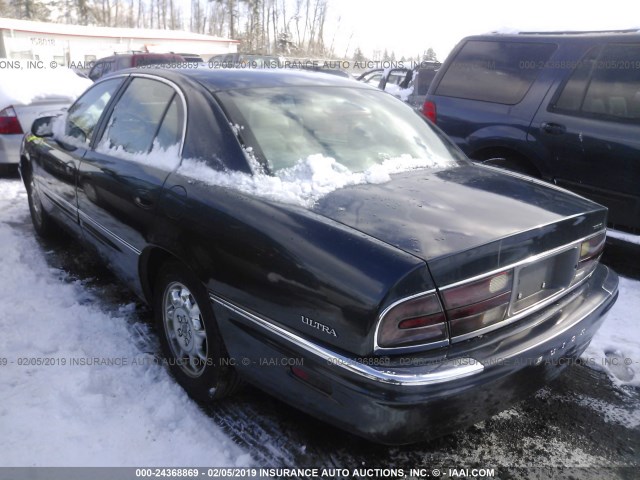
(210, 294, 484, 387)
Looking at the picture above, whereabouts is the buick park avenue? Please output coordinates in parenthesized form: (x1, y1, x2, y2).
(20, 69, 618, 444)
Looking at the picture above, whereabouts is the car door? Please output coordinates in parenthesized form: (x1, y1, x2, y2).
(30, 78, 123, 231)
(77, 75, 185, 295)
(531, 43, 640, 229)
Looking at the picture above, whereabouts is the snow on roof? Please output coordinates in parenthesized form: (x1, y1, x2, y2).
(0, 17, 239, 43)
(0, 67, 92, 107)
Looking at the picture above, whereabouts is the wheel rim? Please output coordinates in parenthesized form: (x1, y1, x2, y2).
(162, 282, 208, 378)
(29, 177, 43, 226)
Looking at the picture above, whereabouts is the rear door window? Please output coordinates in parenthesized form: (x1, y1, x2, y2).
(416, 68, 438, 95)
(552, 47, 601, 112)
(435, 40, 557, 104)
(582, 44, 640, 120)
(153, 96, 184, 151)
(100, 78, 179, 155)
(552, 44, 640, 121)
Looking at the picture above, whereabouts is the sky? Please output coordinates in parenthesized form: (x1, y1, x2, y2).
(322, 0, 640, 61)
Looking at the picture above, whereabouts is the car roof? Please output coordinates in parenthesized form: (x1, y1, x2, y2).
(96, 52, 183, 62)
(463, 30, 640, 44)
(120, 67, 371, 92)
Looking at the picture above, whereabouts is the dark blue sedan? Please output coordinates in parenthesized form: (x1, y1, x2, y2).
(20, 68, 618, 444)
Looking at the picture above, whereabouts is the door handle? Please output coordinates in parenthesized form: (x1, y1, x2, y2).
(541, 122, 566, 135)
(134, 192, 155, 210)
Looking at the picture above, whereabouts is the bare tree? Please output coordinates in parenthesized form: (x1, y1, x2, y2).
(8, 0, 51, 20)
(1, 0, 334, 58)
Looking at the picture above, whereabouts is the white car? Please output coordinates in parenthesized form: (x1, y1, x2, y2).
(0, 65, 91, 173)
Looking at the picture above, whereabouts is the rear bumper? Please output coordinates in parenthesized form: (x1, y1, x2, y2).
(0, 133, 21, 165)
(212, 264, 618, 445)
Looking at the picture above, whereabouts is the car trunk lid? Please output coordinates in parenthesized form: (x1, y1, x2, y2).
(313, 164, 608, 285)
(315, 163, 608, 347)
(13, 97, 73, 134)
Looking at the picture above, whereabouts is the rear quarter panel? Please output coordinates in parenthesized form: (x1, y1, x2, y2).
(150, 173, 432, 357)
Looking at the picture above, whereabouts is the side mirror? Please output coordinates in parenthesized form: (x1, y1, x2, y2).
(31, 116, 55, 138)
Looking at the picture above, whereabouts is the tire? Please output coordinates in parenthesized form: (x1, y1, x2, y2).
(26, 174, 60, 238)
(153, 262, 240, 402)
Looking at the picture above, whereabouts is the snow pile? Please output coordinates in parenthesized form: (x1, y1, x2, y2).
(0, 66, 91, 107)
(96, 141, 182, 171)
(0, 180, 249, 466)
(574, 394, 640, 429)
(384, 83, 414, 102)
(179, 154, 445, 208)
(607, 228, 640, 245)
(584, 276, 640, 387)
(50, 112, 86, 149)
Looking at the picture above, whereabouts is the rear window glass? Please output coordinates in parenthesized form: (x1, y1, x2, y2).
(217, 87, 462, 173)
(117, 57, 133, 69)
(435, 40, 557, 104)
(416, 68, 438, 95)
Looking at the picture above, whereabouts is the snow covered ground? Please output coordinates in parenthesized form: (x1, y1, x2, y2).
(0, 180, 249, 467)
(0, 177, 638, 468)
(584, 274, 640, 387)
(608, 228, 640, 246)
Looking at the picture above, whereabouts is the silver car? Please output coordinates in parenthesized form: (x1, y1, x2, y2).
(1, 67, 91, 173)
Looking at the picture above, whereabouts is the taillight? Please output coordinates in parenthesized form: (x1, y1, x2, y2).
(0, 106, 24, 135)
(422, 100, 436, 123)
(573, 231, 606, 284)
(377, 292, 447, 348)
(580, 231, 606, 262)
(377, 233, 605, 351)
(441, 271, 513, 339)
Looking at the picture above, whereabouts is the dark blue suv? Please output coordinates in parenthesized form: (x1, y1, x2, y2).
(424, 31, 640, 232)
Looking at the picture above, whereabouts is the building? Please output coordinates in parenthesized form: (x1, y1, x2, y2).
(0, 17, 238, 66)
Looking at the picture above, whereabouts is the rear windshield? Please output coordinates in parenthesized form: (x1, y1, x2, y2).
(216, 86, 464, 173)
(435, 40, 557, 104)
(416, 68, 438, 95)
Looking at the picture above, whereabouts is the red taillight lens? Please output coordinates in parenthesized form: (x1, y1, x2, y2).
(377, 293, 447, 348)
(422, 100, 436, 123)
(0, 106, 24, 135)
(441, 271, 513, 339)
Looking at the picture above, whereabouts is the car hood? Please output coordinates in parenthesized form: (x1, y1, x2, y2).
(312, 164, 605, 262)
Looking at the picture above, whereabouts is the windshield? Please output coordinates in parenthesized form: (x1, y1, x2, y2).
(216, 86, 463, 173)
